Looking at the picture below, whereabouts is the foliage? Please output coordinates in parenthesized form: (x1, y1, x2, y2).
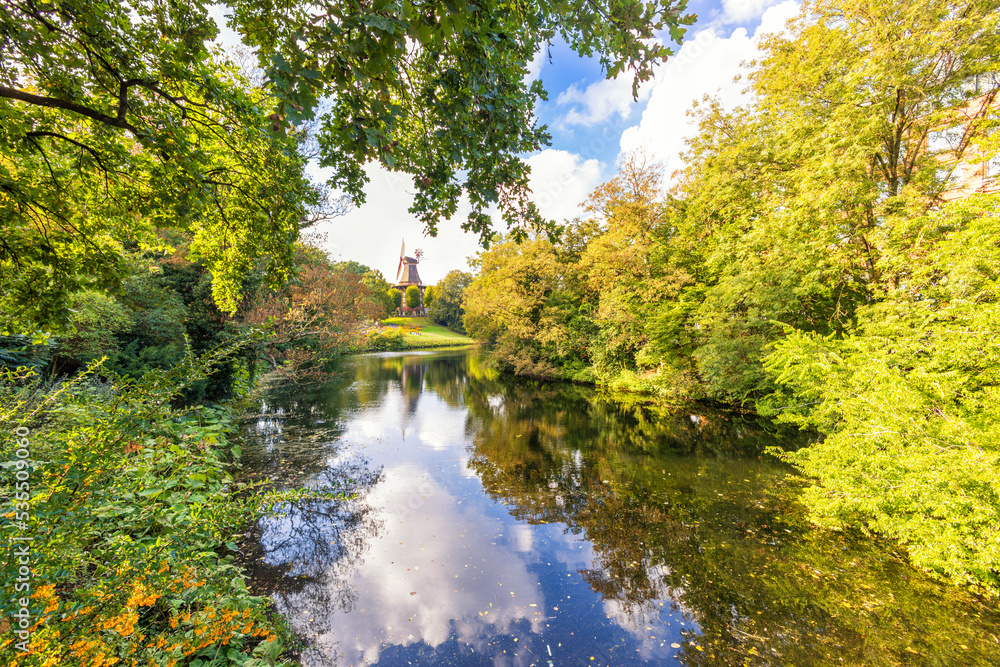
(386, 288, 403, 312)
(427, 270, 473, 334)
(359, 269, 394, 318)
(0, 5, 323, 328)
(0, 336, 54, 371)
(229, 0, 695, 243)
(248, 257, 383, 381)
(365, 327, 406, 351)
(422, 285, 436, 308)
(464, 238, 593, 379)
(763, 194, 1000, 592)
(1, 0, 695, 330)
(57, 292, 134, 368)
(332, 260, 397, 318)
(42, 250, 254, 401)
(580, 154, 704, 400)
(404, 285, 421, 310)
(0, 346, 344, 666)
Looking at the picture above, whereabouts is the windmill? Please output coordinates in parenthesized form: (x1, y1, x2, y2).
(396, 239, 406, 283)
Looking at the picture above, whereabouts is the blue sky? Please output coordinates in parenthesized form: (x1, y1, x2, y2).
(225, 0, 804, 283)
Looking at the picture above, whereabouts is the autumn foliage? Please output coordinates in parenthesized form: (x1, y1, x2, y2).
(247, 260, 384, 380)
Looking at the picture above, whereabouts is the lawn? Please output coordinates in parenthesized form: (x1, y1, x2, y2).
(379, 317, 474, 348)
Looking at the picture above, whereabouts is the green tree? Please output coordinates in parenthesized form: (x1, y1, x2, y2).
(1, 0, 695, 330)
(0, 9, 321, 328)
(387, 288, 403, 311)
(405, 285, 422, 310)
(730, 0, 1000, 591)
(428, 270, 473, 333)
(423, 285, 436, 308)
(764, 193, 1000, 593)
(109, 262, 190, 377)
(578, 152, 702, 399)
(464, 240, 591, 378)
(57, 291, 133, 368)
(361, 269, 395, 318)
(643, 0, 994, 405)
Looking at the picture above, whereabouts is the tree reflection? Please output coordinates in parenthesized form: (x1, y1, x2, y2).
(464, 380, 1000, 666)
(241, 460, 382, 591)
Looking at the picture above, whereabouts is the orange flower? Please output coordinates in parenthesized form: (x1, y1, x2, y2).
(32, 584, 56, 600)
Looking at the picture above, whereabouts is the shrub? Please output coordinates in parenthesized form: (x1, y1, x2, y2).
(367, 328, 405, 351)
(386, 288, 402, 311)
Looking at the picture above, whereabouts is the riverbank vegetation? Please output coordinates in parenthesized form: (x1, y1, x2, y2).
(464, 0, 1000, 593)
(426, 271, 474, 334)
(0, 349, 328, 666)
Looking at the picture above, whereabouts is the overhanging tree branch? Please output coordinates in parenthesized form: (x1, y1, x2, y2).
(26, 131, 114, 176)
(0, 85, 138, 132)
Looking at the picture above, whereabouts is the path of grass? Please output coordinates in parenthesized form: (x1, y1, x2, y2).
(380, 317, 474, 348)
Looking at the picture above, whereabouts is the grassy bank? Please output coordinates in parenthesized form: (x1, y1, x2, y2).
(368, 318, 473, 350)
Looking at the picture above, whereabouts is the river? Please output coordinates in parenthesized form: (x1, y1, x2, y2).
(238, 348, 1000, 666)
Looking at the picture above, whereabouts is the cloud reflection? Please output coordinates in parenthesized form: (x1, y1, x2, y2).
(265, 465, 547, 666)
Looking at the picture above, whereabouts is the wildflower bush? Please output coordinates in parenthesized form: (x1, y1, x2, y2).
(0, 347, 333, 666)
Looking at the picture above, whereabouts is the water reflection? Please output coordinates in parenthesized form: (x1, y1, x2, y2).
(240, 349, 1000, 666)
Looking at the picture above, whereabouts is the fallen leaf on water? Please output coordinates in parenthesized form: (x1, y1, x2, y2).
(671, 643, 680, 648)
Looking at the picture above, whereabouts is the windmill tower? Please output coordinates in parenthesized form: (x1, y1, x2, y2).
(393, 239, 425, 315)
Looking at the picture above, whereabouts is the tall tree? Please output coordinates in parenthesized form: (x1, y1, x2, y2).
(405, 285, 421, 310)
(671, 0, 1000, 402)
(248, 261, 383, 378)
(465, 239, 592, 378)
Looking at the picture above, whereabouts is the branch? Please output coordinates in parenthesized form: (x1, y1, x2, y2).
(0, 85, 137, 133)
(25, 136, 63, 191)
(27, 131, 113, 175)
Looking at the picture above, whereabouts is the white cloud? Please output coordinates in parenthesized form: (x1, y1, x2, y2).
(312, 163, 485, 285)
(618, 1, 801, 181)
(722, 0, 785, 24)
(268, 467, 547, 665)
(525, 47, 545, 84)
(555, 76, 651, 129)
(525, 149, 604, 222)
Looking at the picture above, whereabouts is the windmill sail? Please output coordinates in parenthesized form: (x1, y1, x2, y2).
(396, 239, 405, 282)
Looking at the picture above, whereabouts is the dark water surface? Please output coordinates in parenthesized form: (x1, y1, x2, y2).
(239, 349, 1000, 666)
